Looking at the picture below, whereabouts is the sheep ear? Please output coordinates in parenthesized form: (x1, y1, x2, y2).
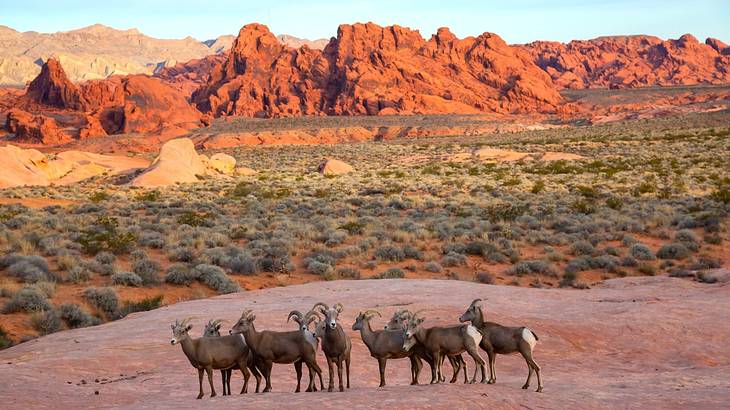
(170, 324, 175, 330)
(186, 324, 193, 331)
(318, 307, 326, 315)
(250, 314, 256, 321)
(417, 318, 425, 324)
(215, 324, 221, 331)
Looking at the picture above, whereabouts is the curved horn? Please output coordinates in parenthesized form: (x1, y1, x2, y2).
(240, 309, 253, 319)
(411, 309, 428, 319)
(469, 298, 483, 308)
(333, 303, 343, 313)
(394, 309, 412, 319)
(211, 319, 227, 326)
(312, 302, 329, 312)
(363, 309, 381, 319)
(287, 310, 304, 324)
(180, 316, 195, 326)
(304, 310, 321, 326)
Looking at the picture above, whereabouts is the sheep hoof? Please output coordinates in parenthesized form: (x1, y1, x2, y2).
(196, 393, 203, 400)
(536, 387, 543, 393)
(210, 392, 216, 398)
(328, 387, 333, 392)
(488, 379, 496, 384)
(522, 384, 529, 390)
(339, 386, 344, 392)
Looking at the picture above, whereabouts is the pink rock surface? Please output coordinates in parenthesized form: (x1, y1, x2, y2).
(0, 277, 727, 409)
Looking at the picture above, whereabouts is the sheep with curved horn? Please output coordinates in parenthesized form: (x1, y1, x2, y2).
(312, 302, 352, 392)
(202, 318, 262, 395)
(385, 309, 468, 384)
(287, 310, 325, 392)
(459, 298, 543, 392)
(352, 309, 424, 387)
(170, 317, 255, 399)
(402, 310, 486, 385)
(230, 309, 324, 393)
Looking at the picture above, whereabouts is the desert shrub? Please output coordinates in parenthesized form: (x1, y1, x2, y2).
(77, 217, 136, 255)
(441, 252, 467, 267)
(674, 229, 699, 244)
(229, 255, 259, 276)
(31, 309, 62, 335)
(58, 303, 99, 328)
(338, 221, 364, 235)
(0, 326, 12, 349)
(89, 191, 110, 203)
(335, 267, 361, 279)
(111, 271, 143, 287)
(656, 243, 691, 260)
(87, 261, 116, 276)
(374, 245, 405, 262)
(168, 246, 196, 262)
(135, 190, 161, 202)
(709, 185, 730, 204)
(164, 264, 197, 286)
(605, 196, 623, 210)
(629, 243, 656, 260)
(130, 249, 149, 262)
(375, 268, 405, 279)
(307, 260, 334, 278)
(138, 231, 166, 249)
(83, 287, 119, 319)
(637, 262, 657, 275)
(3, 286, 52, 313)
(475, 271, 494, 284)
(688, 256, 722, 271)
(621, 256, 638, 267)
(3, 254, 57, 283)
(324, 230, 347, 247)
(559, 271, 577, 287)
(132, 259, 161, 286)
(704, 233, 722, 245)
(509, 260, 558, 277)
(193, 264, 239, 294)
(94, 251, 116, 264)
(570, 241, 595, 256)
(35, 281, 56, 297)
(402, 245, 424, 260)
(119, 295, 164, 317)
(424, 261, 443, 273)
(177, 211, 211, 227)
(56, 254, 78, 272)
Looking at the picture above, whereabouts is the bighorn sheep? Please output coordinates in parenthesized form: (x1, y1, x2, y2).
(386, 309, 468, 384)
(312, 302, 352, 392)
(170, 318, 254, 399)
(352, 309, 424, 387)
(202, 319, 262, 395)
(459, 298, 543, 392)
(287, 310, 325, 392)
(230, 309, 324, 393)
(402, 312, 486, 385)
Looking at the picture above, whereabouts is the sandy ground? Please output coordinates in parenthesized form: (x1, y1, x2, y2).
(0, 276, 728, 409)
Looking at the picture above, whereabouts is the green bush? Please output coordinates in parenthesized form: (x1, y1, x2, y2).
(31, 309, 62, 335)
(120, 295, 164, 318)
(375, 268, 405, 279)
(0, 326, 12, 350)
(111, 272, 143, 287)
(656, 243, 691, 260)
(77, 217, 136, 255)
(132, 259, 161, 286)
(83, 287, 119, 319)
(165, 264, 197, 286)
(3, 287, 52, 313)
(193, 264, 239, 294)
(58, 303, 100, 328)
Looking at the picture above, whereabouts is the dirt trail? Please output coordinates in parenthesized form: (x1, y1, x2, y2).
(0, 277, 727, 409)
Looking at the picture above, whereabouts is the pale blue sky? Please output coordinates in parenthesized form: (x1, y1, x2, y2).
(2, 0, 729, 43)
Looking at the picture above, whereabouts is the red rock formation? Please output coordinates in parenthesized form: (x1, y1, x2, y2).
(522, 34, 730, 89)
(154, 54, 227, 96)
(22, 58, 88, 110)
(5, 108, 71, 144)
(192, 23, 562, 118)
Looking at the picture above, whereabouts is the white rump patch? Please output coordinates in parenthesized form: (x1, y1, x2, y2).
(305, 330, 318, 350)
(522, 328, 537, 349)
(466, 325, 482, 347)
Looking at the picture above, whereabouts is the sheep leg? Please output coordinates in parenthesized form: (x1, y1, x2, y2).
(239, 362, 250, 394)
(460, 356, 468, 384)
(197, 368, 205, 399)
(327, 357, 335, 392)
(306, 365, 316, 392)
(206, 366, 216, 397)
(294, 360, 304, 393)
(248, 360, 262, 393)
(226, 368, 232, 395)
(345, 354, 351, 389)
(409, 354, 422, 385)
(448, 356, 459, 383)
(220, 370, 228, 396)
(377, 358, 387, 387)
(466, 345, 485, 385)
(261, 361, 273, 393)
(431, 351, 441, 384)
(312, 358, 324, 391)
(337, 358, 344, 392)
(486, 348, 496, 384)
(523, 350, 543, 392)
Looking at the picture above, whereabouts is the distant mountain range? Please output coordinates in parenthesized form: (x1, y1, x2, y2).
(0, 24, 328, 86)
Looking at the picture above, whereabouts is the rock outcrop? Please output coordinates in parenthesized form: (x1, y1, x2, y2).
(131, 138, 236, 187)
(522, 34, 730, 89)
(22, 58, 87, 110)
(318, 159, 354, 175)
(5, 109, 71, 144)
(0, 144, 148, 188)
(192, 23, 562, 118)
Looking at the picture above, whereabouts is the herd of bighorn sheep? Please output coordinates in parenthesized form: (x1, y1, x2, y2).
(170, 299, 543, 399)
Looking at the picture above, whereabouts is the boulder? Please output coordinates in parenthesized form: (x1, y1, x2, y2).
(131, 138, 207, 187)
(235, 167, 257, 176)
(22, 58, 87, 110)
(5, 109, 71, 145)
(318, 159, 354, 175)
(208, 153, 236, 174)
(473, 148, 531, 162)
